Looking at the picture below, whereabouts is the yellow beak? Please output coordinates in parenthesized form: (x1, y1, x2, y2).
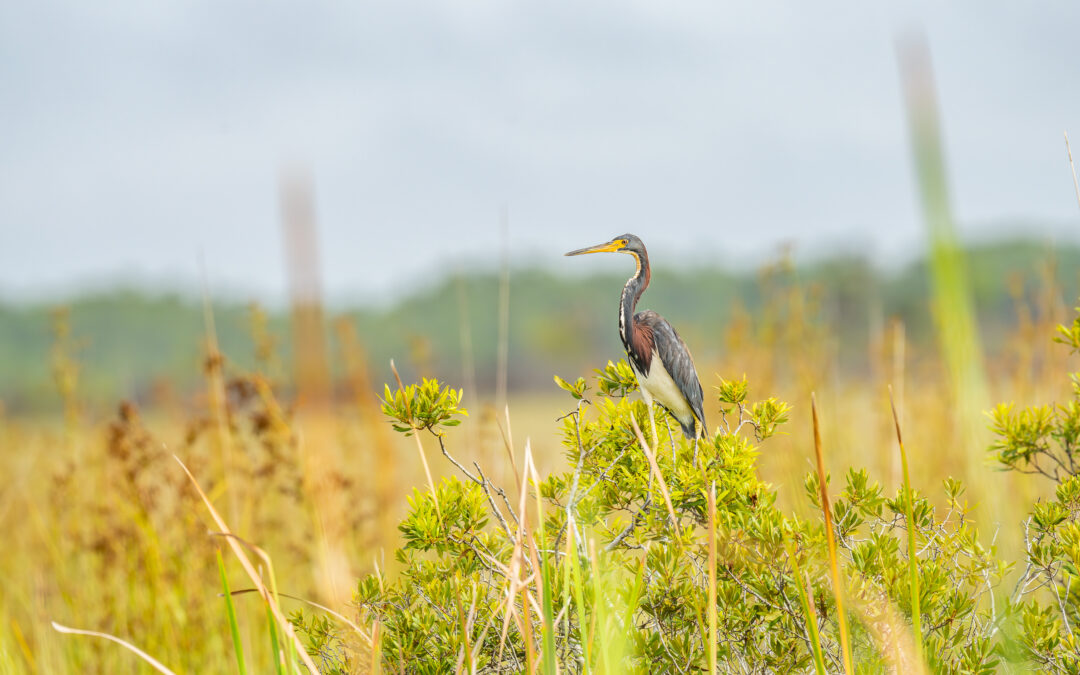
(564, 239, 625, 256)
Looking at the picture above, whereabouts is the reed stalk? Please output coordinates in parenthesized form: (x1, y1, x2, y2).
(811, 393, 853, 674)
(889, 386, 925, 668)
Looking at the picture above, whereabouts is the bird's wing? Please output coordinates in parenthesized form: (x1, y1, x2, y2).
(635, 310, 706, 428)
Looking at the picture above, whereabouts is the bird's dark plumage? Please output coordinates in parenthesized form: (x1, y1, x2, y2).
(632, 310, 706, 439)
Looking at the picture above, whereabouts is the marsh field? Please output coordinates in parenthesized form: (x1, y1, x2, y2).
(5, 234, 1080, 672)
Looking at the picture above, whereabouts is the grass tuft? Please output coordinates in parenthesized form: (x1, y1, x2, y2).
(173, 455, 319, 674)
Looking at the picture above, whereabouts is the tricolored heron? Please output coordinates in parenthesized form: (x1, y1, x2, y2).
(565, 234, 706, 447)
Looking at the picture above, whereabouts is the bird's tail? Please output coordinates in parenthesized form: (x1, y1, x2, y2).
(679, 418, 700, 440)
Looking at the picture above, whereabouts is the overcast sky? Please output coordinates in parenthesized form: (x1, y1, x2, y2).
(2, 2, 1078, 304)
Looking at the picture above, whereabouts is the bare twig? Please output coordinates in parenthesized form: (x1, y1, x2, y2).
(604, 496, 653, 552)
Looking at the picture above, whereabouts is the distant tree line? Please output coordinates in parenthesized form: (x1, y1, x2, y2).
(1, 239, 1076, 415)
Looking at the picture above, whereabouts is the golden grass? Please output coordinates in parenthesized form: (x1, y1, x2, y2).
(0, 365, 1070, 673)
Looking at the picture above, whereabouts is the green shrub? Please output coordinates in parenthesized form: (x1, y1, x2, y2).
(289, 368, 1024, 673)
(286, 310, 1080, 672)
(984, 308, 1080, 672)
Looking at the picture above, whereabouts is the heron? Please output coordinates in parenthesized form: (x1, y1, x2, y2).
(565, 234, 706, 449)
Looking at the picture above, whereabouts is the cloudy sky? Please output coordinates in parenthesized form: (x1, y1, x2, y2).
(2, 2, 1078, 303)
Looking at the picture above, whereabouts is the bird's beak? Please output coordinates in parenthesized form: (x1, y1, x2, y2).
(564, 239, 624, 256)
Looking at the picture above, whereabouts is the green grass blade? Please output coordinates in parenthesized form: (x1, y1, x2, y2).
(452, 574, 473, 673)
(890, 388, 925, 669)
(783, 533, 826, 675)
(589, 539, 629, 674)
(216, 550, 248, 675)
(266, 603, 284, 675)
(528, 451, 558, 675)
(565, 525, 592, 672)
(707, 483, 718, 674)
(538, 554, 557, 675)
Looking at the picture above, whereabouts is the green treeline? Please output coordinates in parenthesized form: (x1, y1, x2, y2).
(0, 239, 1075, 415)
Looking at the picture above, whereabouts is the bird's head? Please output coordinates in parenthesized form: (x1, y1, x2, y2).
(564, 234, 646, 258)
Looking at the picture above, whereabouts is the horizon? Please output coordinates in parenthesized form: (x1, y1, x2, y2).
(2, 224, 1077, 309)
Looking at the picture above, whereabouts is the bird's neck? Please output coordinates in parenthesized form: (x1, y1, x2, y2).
(619, 251, 650, 344)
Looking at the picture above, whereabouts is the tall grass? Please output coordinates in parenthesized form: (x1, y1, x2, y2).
(174, 455, 321, 674)
(810, 394, 853, 674)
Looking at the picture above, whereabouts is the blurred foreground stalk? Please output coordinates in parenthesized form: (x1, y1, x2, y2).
(898, 36, 990, 490)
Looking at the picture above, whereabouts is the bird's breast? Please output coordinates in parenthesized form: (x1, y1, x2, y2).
(632, 349, 695, 424)
(623, 321, 655, 376)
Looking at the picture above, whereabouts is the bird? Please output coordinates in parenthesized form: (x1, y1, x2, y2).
(565, 234, 706, 444)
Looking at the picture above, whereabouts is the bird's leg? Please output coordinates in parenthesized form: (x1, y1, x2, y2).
(638, 387, 664, 475)
(663, 417, 677, 465)
(692, 437, 701, 468)
(638, 386, 660, 451)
